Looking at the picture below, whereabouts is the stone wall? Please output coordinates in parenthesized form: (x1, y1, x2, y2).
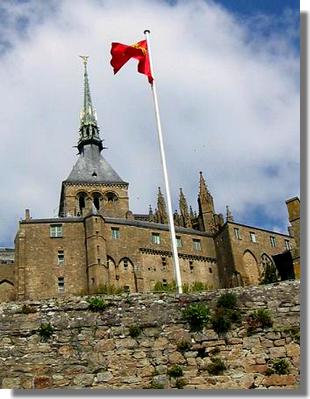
(0, 281, 300, 390)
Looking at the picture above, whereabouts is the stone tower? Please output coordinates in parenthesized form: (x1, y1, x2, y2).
(58, 57, 129, 293)
(58, 56, 129, 219)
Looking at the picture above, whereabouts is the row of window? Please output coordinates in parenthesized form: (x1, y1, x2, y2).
(112, 228, 202, 250)
(233, 228, 291, 250)
(51, 225, 202, 251)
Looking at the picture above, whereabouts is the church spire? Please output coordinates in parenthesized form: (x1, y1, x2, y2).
(78, 56, 103, 153)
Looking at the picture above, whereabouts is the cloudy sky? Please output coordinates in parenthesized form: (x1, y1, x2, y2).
(0, 0, 300, 247)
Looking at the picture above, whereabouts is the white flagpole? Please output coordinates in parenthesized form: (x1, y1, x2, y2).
(144, 29, 183, 294)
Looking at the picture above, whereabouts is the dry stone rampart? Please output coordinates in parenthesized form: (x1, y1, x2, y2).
(0, 281, 300, 390)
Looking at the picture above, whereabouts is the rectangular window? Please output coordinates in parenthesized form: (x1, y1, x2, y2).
(50, 224, 63, 238)
(193, 239, 201, 251)
(285, 239, 291, 250)
(250, 232, 257, 243)
(176, 236, 182, 247)
(162, 279, 168, 287)
(270, 236, 276, 248)
(151, 233, 161, 245)
(57, 250, 64, 266)
(111, 227, 120, 239)
(58, 277, 64, 293)
(234, 228, 241, 240)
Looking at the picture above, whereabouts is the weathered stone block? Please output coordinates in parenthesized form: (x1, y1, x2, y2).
(33, 375, 52, 389)
(96, 372, 113, 382)
(269, 346, 286, 358)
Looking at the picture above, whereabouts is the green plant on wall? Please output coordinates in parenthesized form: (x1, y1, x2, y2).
(247, 308, 273, 334)
(38, 323, 54, 341)
(129, 325, 142, 338)
(211, 292, 241, 334)
(211, 307, 232, 334)
(182, 303, 209, 332)
(266, 358, 290, 375)
(176, 340, 191, 353)
(175, 378, 187, 389)
(167, 365, 183, 378)
(153, 281, 176, 292)
(87, 296, 107, 311)
(216, 292, 238, 309)
(206, 357, 227, 375)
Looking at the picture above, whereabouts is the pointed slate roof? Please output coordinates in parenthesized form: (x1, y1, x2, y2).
(63, 57, 126, 185)
(65, 144, 126, 184)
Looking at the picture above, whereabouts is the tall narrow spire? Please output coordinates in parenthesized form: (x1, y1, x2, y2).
(179, 188, 192, 228)
(156, 187, 168, 224)
(78, 56, 103, 153)
(226, 205, 234, 222)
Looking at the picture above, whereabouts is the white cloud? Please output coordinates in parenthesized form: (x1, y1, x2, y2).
(0, 0, 299, 245)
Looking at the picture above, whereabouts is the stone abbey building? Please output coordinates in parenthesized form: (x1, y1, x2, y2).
(0, 60, 299, 302)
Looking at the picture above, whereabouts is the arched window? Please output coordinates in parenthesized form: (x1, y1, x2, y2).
(77, 192, 87, 214)
(260, 253, 279, 283)
(104, 192, 118, 203)
(92, 192, 102, 211)
(118, 257, 134, 271)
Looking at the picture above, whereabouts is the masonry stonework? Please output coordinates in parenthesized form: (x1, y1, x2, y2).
(0, 281, 300, 390)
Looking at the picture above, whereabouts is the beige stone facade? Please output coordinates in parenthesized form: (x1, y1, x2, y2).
(0, 61, 299, 301)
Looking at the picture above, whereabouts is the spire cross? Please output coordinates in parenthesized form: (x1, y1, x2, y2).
(79, 55, 89, 65)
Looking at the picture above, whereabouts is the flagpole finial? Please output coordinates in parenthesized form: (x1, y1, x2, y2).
(144, 29, 150, 34)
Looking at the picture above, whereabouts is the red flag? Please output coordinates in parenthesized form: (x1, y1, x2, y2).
(110, 40, 153, 84)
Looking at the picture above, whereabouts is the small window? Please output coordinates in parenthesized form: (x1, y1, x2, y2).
(209, 267, 213, 273)
(58, 277, 64, 293)
(57, 250, 64, 265)
(234, 228, 241, 240)
(111, 227, 120, 239)
(193, 239, 201, 251)
(124, 286, 130, 293)
(176, 236, 182, 248)
(50, 224, 63, 238)
(285, 239, 291, 250)
(123, 259, 128, 269)
(270, 236, 276, 248)
(250, 232, 257, 243)
(189, 260, 194, 272)
(152, 233, 160, 245)
(162, 279, 168, 287)
(116, 275, 120, 280)
(161, 257, 167, 266)
(91, 277, 95, 285)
